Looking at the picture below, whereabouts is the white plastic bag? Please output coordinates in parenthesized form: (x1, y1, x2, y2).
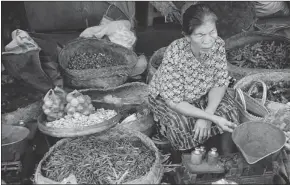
(255, 1, 290, 17)
(80, 18, 136, 49)
(2, 29, 40, 55)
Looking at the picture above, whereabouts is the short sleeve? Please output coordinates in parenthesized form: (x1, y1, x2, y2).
(214, 40, 230, 87)
(158, 42, 185, 104)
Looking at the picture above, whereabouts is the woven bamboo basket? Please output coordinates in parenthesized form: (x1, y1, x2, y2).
(234, 72, 290, 112)
(37, 101, 122, 138)
(227, 88, 270, 123)
(225, 32, 290, 80)
(58, 38, 138, 89)
(79, 82, 149, 105)
(34, 127, 163, 184)
(146, 47, 167, 84)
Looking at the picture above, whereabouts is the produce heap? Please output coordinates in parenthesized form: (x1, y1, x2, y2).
(67, 52, 124, 70)
(227, 40, 290, 69)
(249, 81, 290, 104)
(42, 88, 117, 128)
(41, 134, 155, 184)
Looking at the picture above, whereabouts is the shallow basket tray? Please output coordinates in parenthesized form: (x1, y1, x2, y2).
(34, 127, 163, 184)
(37, 102, 122, 138)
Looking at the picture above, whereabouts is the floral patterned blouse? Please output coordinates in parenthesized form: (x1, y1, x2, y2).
(149, 36, 230, 104)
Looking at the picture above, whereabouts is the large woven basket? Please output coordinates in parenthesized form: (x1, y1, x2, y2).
(37, 101, 122, 138)
(234, 72, 290, 112)
(146, 47, 166, 84)
(58, 38, 138, 89)
(79, 82, 149, 106)
(34, 127, 163, 184)
(225, 32, 290, 80)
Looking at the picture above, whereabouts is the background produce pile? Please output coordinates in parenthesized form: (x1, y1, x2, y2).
(249, 81, 290, 104)
(67, 52, 124, 70)
(41, 134, 155, 184)
(227, 40, 290, 69)
(203, 1, 256, 39)
(1, 79, 42, 114)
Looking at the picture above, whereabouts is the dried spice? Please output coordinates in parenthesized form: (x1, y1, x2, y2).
(67, 52, 124, 70)
(227, 40, 290, 69)
(249, 81, 290, 104)
(41, 135, 155, 184)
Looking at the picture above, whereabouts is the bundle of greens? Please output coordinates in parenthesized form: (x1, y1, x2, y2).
(227, 40, 290, 69)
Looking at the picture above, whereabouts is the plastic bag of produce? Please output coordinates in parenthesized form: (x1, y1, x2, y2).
(42, 87, 66, 121)
(80, 19, 136, 50)
(65, 90, 95, 117)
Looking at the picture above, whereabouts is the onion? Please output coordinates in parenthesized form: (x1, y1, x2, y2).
(44, 99, 53, 107)
(76, 104, 84, 111)
(84, 95, 91, 103)
(58, 112, 64, 118)
(68, 106, 76, 114)
(77, 96, 86, 104)
(71, 98, 79, 107)
(42, 104, 49, 110)
(65, 104, 71, 111)
(59, 104, 65, 110)
(88, 104, 94, 110)
(44, 108, 51, 114)
(66, 93, 74, 102)
(51, 103, 60, 110)
(54, 97, 61, 105)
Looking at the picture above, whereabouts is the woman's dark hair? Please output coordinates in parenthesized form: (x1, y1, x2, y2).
(182, 4, 218, 36)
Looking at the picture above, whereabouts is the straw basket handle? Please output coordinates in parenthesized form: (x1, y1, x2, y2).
(235, 88, 247, 112)
(247, 79, 267, 106)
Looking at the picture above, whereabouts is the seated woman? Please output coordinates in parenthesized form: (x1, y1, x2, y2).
(148, 4, 239, 154)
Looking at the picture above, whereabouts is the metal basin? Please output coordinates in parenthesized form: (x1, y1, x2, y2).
(1, 124, 30, 162)
(232, 121, 286, 164)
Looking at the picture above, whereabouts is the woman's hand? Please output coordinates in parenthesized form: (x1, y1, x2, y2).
(194, 119, 212, 142)
(213, 116, 237, 132)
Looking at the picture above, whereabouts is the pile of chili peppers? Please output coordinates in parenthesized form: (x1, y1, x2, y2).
(41, 134, 155, 184)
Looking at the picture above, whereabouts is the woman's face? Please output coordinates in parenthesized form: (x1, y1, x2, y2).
(187, 19, 218, 52)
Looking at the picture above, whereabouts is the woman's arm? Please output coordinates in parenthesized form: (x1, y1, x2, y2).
(166, 100, 220, 123)
(166, 100, 236, 133)
(205, 86, 227, 114)
(205, 37, 229, 114)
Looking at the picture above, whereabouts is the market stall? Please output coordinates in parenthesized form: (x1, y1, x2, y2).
(1, 1, 290, 185)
